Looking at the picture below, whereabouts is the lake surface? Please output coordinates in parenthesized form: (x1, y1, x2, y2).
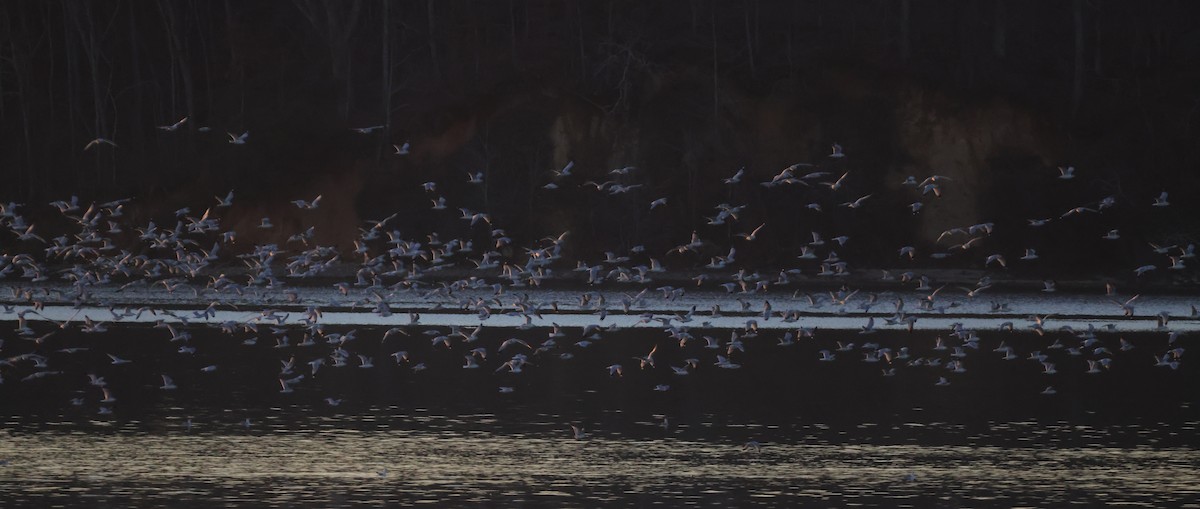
(2, 315, 1198, 507)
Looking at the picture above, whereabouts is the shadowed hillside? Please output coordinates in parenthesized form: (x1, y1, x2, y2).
(2, 1, 1199, 276)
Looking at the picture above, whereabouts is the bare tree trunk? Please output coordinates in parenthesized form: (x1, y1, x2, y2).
(427, 0, 440, 80)
(69, 1, 109, 191)
(744, 1, 756, 78)
(576, 1, 585, 80)
(1093, 9, 1102, 76)
(900, 0, 911, 62)
(992, 0, 1005, 58)
(711, 1, 719, 140)
(2, 4, 36, 199)
(190, 0, 215, 118)
(294, 0, 363, 123)
(223, 0, 246, 125)
(159, 1, 195, 161)
(124, 2, 148, 191)
(1072, 0, 1084, 119)
(509, 0, 518, 67)
(62, 4, 78, 160)
(381, 0, 391, 157)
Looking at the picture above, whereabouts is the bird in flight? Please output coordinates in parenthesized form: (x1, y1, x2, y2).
(84, 138, 118, 151)
(158, 117, 188, 131)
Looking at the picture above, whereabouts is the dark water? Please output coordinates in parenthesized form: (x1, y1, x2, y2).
(2, 323, 1198, 507)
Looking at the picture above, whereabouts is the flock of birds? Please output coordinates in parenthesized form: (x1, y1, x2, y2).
(0, 139, 1195, 446)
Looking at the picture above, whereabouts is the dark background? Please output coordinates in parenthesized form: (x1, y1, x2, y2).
(2, 0, 1199, 276)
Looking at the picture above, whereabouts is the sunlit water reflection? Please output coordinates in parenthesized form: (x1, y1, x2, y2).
(3, 422, 1200, 508)
(2, 317, 1198, 507)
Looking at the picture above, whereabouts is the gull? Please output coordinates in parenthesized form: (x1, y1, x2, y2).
(985, 254, 1006, 268)
(351, 125, 385, 134)
(291, 195, 322, 209)
(1041, 386, 1057, 395)
(215, 190, 234, 207)
(200, 365, 218, 373)
(227, 131, 249, 144)
(841, 194, 871, 209)
(1057, 166, 1076, 179)
(1028, 218, 1052, 227)
(650, 197, 668, 210)
(742, 440, 762, 452)
(1133, 264, 1156, 276)
(279, 378, 294, 393)
(859, 317, 877, 334)
(570, 425, 589, 439)
(1042, 280, 1056, 293)
(634, 345, 658, 369)
(714, 355, 741, 369)
(393, 142, 410, 155)
(84, 138, 118, 150)
(1152, 191, 1169, 207)
(909, 201, 923, 214)
(1149, 242, 1177, 254)
(499, 338, 531, 351)
(724, 168, 744, 184)
(935, 377, 950, 386)
(1021, 248, 1039, 260)
(158, 117, 188, 131)
(962, 284, 992, 298)
(818, 350, 836, 361)
(1060, 206, 1097, 218)
(829, 143, 845, 158)
(824, 172, 849, 190)
(15, 224, 45, 243)
(100, 388, 117, 403)
(467, 171, 484, 184)
(736, 223, 765, 241)
(1102, 229, 1120, 240)
(160, 375, 177, 390)
(325, 398, 342, 406)
(462, 355, 480, 369)
(918, 175, 953, 187)
(258, 217, 273, 229)
(606, 364, 623, 377)
(554, 161, 574, 178)
(107, 354, 132, 365)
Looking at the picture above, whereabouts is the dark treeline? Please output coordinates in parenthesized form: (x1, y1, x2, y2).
(1, 1, 1198, 275)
